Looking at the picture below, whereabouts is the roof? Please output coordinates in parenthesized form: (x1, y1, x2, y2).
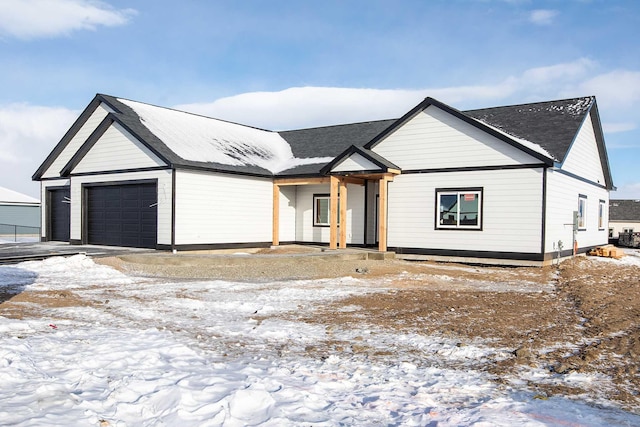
(33, 94, 611, 186)
(277, 119, 396, 175)
(0, 186, 40, 205)
(610, 199, 640, 222)
(464, 96, 594, 163)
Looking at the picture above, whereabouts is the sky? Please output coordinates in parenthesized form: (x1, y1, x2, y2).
(0, 0, 639, 199)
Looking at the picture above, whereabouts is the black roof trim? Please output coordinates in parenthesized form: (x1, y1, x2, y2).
(32, 95, 102, 180)
(588, 102, 615, 190)
(320, 145, 400, 175)
(364, 97, 554, 166)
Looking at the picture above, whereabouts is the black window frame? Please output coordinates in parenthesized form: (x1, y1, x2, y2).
(435, 187, 483, 231)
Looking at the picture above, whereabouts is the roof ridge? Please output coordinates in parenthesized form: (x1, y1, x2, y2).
(279, 118, 397, 133)
(463, 95, 595, 112)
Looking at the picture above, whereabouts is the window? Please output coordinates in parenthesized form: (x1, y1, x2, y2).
(598, 200, 606, 230)
(313, 194, 330, 226)
(609, 228, 614, 238)
(624, 228, 634, 234)
(436, 188, 482, 229)
(577, 195, 587, 230)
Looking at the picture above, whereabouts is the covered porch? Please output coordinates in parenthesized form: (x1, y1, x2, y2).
(272, 170, 398, 252)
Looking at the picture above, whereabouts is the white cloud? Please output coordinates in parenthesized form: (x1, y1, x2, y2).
(176, 87, 430, 130)
(0, 103, 77, 196)
(578, 70, 640, 108)
(174, 58, 611, 130)
(522, 58, 595, 83)
(0, 0, 136, 39)
(602, 122, 637, 134)
(529, 9, 559, 26)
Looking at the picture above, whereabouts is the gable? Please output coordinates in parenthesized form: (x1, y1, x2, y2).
(332, 152, 381, 173)
(371, 105, 544, 171)
(68, 122, 167, 175)
(39, 103, 113, 179)
(559, 110, 607, 186)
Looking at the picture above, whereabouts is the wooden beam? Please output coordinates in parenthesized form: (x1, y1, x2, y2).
(339, 179, 347, 249)
(272, 184, 280, 246)
(378, 175, 391, 252)
(330, 176, 339, 250)
(274, 177, 330, 186)
(338, 176, 366, 186)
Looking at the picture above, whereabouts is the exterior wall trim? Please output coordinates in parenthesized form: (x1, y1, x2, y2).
(402, 163, 546, 175)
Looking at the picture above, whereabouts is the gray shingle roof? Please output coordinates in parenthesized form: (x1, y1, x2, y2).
(610, 199, 640, 221)
(34, 93, 611, 186)
(464, 96, 595, 163)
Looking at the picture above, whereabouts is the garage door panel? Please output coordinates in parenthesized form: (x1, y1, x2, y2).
(86, 183, 157, 248)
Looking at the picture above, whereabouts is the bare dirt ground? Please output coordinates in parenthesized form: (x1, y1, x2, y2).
(2, 251, 639, 410)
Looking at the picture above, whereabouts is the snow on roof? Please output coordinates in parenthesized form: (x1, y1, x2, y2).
(119, 99, 332, 174)
(0, 186, 39, 205)
(470, 117, 555, 160)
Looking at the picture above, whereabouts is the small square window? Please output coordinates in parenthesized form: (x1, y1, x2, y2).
(436, 188, 482, 230)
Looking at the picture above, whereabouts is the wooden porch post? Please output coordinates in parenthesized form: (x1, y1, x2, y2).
(272, 184, 279, 246)
(339, 179, 347, 249)
(378, 175, 390, 252)
(330, 176, 339, 249)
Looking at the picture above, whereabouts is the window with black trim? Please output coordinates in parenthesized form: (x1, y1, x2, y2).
(436, 188, 482, 229)
(598, 199, 606, 230)
(578, 195, 587, 230)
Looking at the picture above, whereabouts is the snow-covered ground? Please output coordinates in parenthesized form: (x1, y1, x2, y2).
(1, 255, 639, 426)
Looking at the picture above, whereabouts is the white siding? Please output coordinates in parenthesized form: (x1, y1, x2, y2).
(174, 170, 273, 245)
(545, 170, 609, 253)
(41, 104, 112, 178)
(295, 183, 365, 245)
(373, 106, 540, 170)
(332, 153, 379, 172)
(40, 179, 70, 238)
(560, 111, 607, 186)
(72, 123, 166, 174)
(387, 168, 544, 254)
(278, 186, 297, 242)
(69, 171, 173, 245)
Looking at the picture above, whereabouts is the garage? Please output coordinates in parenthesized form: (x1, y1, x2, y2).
(85, 182, 157, 248)
(48, 188, 70, 242)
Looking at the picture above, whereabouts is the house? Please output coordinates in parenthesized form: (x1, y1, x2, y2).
(33, 94, 613, 265)
(609, 199, 640, 244)
(0, 186, 41, 240)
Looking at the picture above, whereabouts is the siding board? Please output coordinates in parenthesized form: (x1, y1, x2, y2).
(373, 106, 540, 170)
(41, 105, 112, 178)
(174, 170, 273, 244)
(387, 168, 544, 253)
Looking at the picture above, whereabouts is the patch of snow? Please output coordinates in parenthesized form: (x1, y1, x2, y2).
(0, 186, 39, 204)
(0, 255, 639, 426)
(119, 98, 332, 173)
(471, 117, 555, 160)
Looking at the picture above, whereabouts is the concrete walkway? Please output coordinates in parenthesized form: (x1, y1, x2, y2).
(0, 242, 154, 264)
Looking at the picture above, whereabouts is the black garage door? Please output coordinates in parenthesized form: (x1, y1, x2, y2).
(86, 183, 157, 248)
(48, 188, 70, 242)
